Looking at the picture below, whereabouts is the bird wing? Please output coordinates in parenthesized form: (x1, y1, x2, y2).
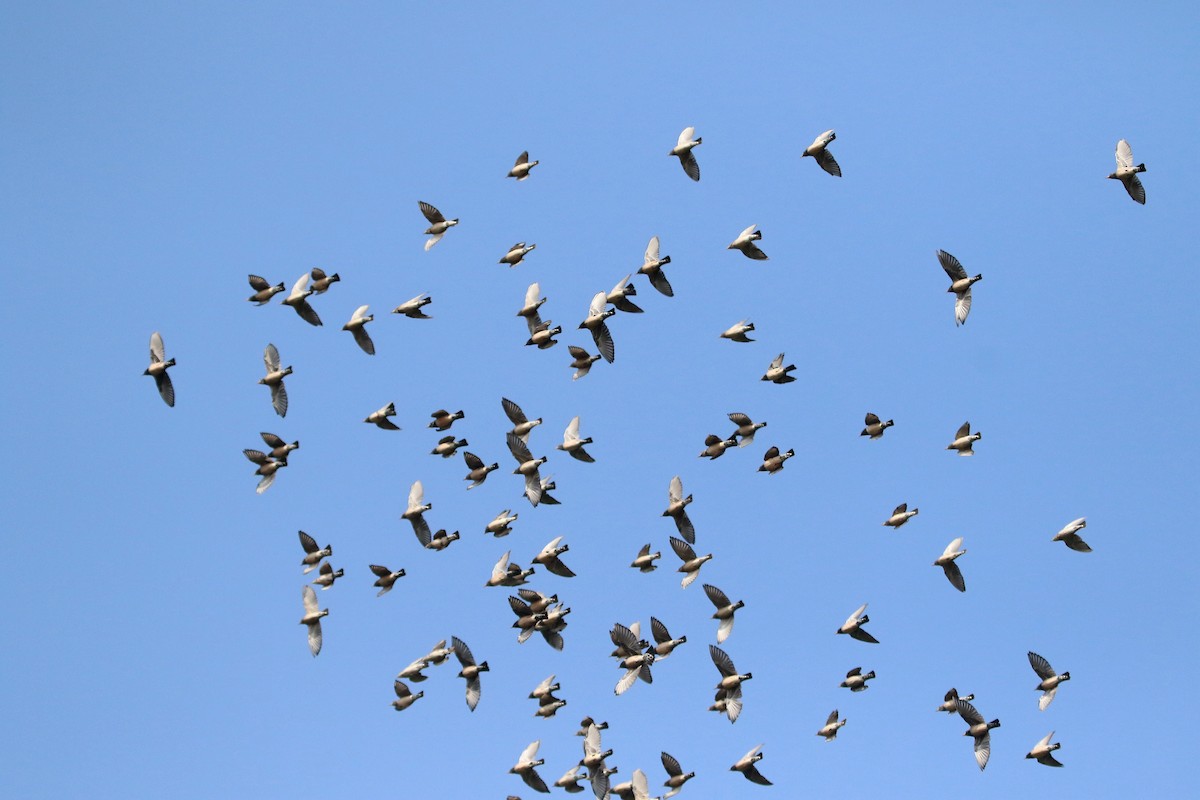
(955, 699, 984, 726)
(645, 235, 661, 264)
(724, 688, 743, 722)
(563, 416, 581, 443)
(393, 679, 412, 698)
(270, 382, 288, 417)
(299, 530, 319, 554)
(149, 331, 165, 362)
(306, 617, 322, 656)
(1123, 173, 1146, 204)
(974, 732, 991, 770)
(717, 615, 735, 643)
(955, 288, 972, 326)
(677, 127, 695, 148)
(518, 739, 541, 766)
(1062, 532, 1093, 552)
(646, 267, 674, 297)
(661, 752, 682, 777)
(942, 561, 966, 592)
(592, 321, 614, 364)
(816, 148, 842, 177)
(810, 129, 836, 149)
(514, 150, 529, 166)
(955, 422, 972, 439)
(826, 709, 840, 726)
(310, 267, 327, 282)
(849, 627, 879, 644)
(650, 616, 671, 644)
(844, 603, 868, 627)
(943, 537, 964, 556)
(615, 667, 640, 695)
(463, 451, 484, 470)
(770, 352, 784, 370)
(709, 644, 735, 676)
(369, 564, 391, 578)
(452, 635, 475, 666)
(407, 480, 425, 511)
(260, 432, 285, 448)
(743, 764, 772, 786)
(668, 475, 684, 503)
(669, 536, 697, 562)
(263, 343, 281, 372)
(1039, 686, 1059, 711)
(302, 584, 319, 614)
(418, 201, 444, 223)
(156, 371, 175, 407)
(423, 233, 443, 251)
(350, 304, 369, 322)
(1115, 139, 1134, 169)
(248, 274, 270, 291)
(464, 676, 481, 711)
(289, 272, 310, 300)
(678, 149, 700, 181)
(704, 583, 732, 609)
(293, 298, 322, 326)
(728, 412, 752, 426)
(521, 768, 549, 793)
(937, 249, 967, 281)
(507, 430, 534, 463)
(351, 326, 375, 355)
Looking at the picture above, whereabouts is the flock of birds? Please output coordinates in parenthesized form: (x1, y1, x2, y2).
(142, 128, 1138, 795)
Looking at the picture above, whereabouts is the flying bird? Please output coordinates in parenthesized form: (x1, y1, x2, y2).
(418, 201, 458, 250)
(144, 332, 177, 407)
(631, 543, 661, 572)
(299, 585, 327, 657)
(660, 751, 694, 798)
(579, 291, 616, 363)
(463, 451, 499, 488)
(669, 126, 701, 181)
(728, 413, 767, 446)
(507, 431, 548, 507)
(802, 129, 842, 176)
(402, 480, 432, 546)
(860, 412, 893, 439)
(933, 537, 967, 592)
(502, 397, 542, 443)
(704, 584, 745, 643)
(840, 667, 876, 692)
(508, 150, 539, 181)
(298, 531, 331, 574)
(1108, 139, 1147, 204)
(761, 352, 796, 384)
(282, 272, 322, 326)
(670, 536, 712, 588)
(428, 409, 465, 430)
(364, 402, 401, 430)
(500, 242, 537, 267)
(558, 416, 595, 462)
(947, 421, 982, 455)
(649, 616, 686, 658)
(728, 225, 768, 260)
(486, 509, 518, 537)
(1026, 731, 1065, 767)
(816, 709, 846, 741)
(368, 564, 405, 597)
(1053, 517, 1092, 552)
(759, 446, 794, 474)
(568, 345, 601, 381)
(258, 432, 298, 462)
(510, 740, 550, 794)
(243, 449, 286, 494)
(936, 688, 974, 713)
(883, 503, 918, 528)
(639, 235, 674, 297)
(342, 305, 375, 355)
(605, 273, 643, 313)
(937, 249, 982, 326)
(392, 293, 433, 319)
(699, 434, 738, 459)
(720, 320, 755, 342)
(431, 435, 468, 458)
(259, 343, 292, 417)
(533, 535, 576, 577)
(956, 698, 1001, 771)
(309, 267, 339, 294)
(663, 476, 695, 544)
(452, 635, 488, 711)
(391, 680, 423, 712)
(836, 603, 878, 643)
(1028, 651, 1071, 711)
(311, 560, 343, 590)
(730, 744, 771, 785)
(246, 274, 285, 305)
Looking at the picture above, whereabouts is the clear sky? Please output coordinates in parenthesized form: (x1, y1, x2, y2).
(3, 2, 1197, 797)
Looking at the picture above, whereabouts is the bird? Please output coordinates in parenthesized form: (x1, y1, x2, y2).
(761, 352, 796, 384)
(639, 235, 674, 297)
(259, 343, 292, 418)
(836, 603, 878, 643)
(1108, 139, 1147, 204)
(758, 446, 794, 474)
(144, 332, 176, 407)
(391, 680, 423, 712)
(507, 431, 548, 506)
(699, 434, 738, 459)
(936, 688, 974, 713)
(1026, 731, 1065, 767)
(568, 345, 602, 380)
(298, 531, 332, 574)
(462, 451, 499, 489)
(631, 544, 661, 572)
(525, 316, 562, 349)
(508, 150, 539, 181)
(727, 413, 766, 446)
(424, 639, 455, 665)
(509, 596, 547, 641)
(669, 126, 701, 181)
(937, 249, 982, 326)
(246, 274, 285, 305)
(555, 765, 588, 794)
(710, 644, 752, 699)
(580, 723, 614, 799)
(364, 402, 401, 430)
(662, 476, 695, 543)
(517, 281, 547, 319)
(956, 698, 1001, 771)
(579, 291, 616, 363)
(575, 717, 607, 737)
(720, 320, 755, 342)
(1053, 517, 1092, 552)
(728, 225, 768, 260)
(424, 529, 460, 551)
(502, 397, 542, 442)
(1028, 651, 1071, 711)
(533, 536, 576, 577)
(840, 667, 876, 692)
(610, 621, 648, 658)
(397, 656, 430, 683)
(308, 267, 339, 294)
(802, 129, 842, 176)
(528, 674, 560, 701)
(934, 537, 967, 592)
(299, 585, 327, 657)
(510, 740, 550, 794)
(704, 584, 745, 643)
(536, 695, 567, 719)
(392, 293, 433, 319)
(402, 480, 432, 547)
(816, 709, 846, 741)
(533, 474, 560, 505)
(558, 416, 595, 462)
(730, 744, 771, 785)
(259, 432, 299, 462)
(368, 564, 405, 597)
(486, 551, 534, 588)
(243, 449, 286, 494)
(431, 435, 468, 458)
(500, 242, 537, 267)
(451, 636, 487, 711)
(418, 201, 458, 250)
(282, 272, 322, 326)
(883, 503, 918, 528)
(860, 412, 893, 439)
(670, 537, 712, 588)
(486, 509, 518, 537)
(947, 421, 982, 455)
(428, 409, 465, 430)
(605, 273, 643, 313)
(660, 751, 694, 798)
(311, 560, 343, 590)
(649, 616, 686, 658)
(342, 305, 375, 355)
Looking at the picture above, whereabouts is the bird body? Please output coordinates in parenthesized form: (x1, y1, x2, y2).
(144, 332, 177, 407)
(1108, 139, 1147, 204)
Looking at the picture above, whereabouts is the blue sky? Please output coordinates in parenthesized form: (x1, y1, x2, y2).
(3, 2, 1197, 797)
